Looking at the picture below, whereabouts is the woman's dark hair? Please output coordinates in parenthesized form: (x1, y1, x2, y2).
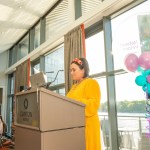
(71, 57, 89, 78)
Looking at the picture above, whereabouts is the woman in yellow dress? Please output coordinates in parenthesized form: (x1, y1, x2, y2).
(67, 58, 101, 150)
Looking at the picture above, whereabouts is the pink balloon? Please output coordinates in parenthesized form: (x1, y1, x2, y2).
(147, 75, 150, 83)
(139, 52, 150, 69)
(124, 53, 139, 72)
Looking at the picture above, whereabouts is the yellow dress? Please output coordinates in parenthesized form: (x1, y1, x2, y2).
(67, 78, 101, 150)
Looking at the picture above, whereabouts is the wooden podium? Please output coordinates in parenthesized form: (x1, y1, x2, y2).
(15, 87, 85, 150)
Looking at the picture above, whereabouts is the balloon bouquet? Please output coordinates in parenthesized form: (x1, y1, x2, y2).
(124, 52, 150, 138)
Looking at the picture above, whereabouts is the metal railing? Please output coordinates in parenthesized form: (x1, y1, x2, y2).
(99, 113, 149, 150)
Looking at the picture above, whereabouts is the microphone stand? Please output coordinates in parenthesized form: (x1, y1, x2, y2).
(46, 70, 64, 89)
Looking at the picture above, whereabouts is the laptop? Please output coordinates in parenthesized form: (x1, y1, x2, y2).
(30, 72, 47, 88)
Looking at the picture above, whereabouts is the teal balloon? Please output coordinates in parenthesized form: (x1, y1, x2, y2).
(136, 66, 144, 75)
(147, 84, 150, 93)
(135, 75, 146, 86)
(142, 83, 150, 93)
(144, 69, 150, 76)
(142, 84, 147, 92)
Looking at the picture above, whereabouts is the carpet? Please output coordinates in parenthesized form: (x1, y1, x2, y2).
(0, 147, 14, 150)
(0, 148, 9, 150)
(0, 140, 14, 150)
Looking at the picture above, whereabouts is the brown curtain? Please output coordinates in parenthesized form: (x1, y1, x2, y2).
(15, 59, 30, 93)
(12, 59, 30, 129)
(64, 24, 86, 94)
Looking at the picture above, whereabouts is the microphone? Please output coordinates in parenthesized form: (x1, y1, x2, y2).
(46, 70, 64, 88)
(46, 71, 54, 74)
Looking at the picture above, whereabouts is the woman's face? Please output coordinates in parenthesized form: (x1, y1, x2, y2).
(70, 63, 84, 81)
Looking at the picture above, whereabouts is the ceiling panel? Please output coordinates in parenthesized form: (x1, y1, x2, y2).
(9, 10, 39, 25)
(82, 0, 103, 15)
(0, 4, 13, 21)
(0, 0, 59, 54)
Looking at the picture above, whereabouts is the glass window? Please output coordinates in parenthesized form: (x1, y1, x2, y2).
(112, 1, 150, 149)
(115, 73, 147, 149)
(86, 31, 105, 74)
(45, 0, 69, 40)
(17, 34, 29, 60)
(85, 30, 108, 149)
(96, 77, 107, 112)
(10, 76, 14, 95)
(33, 63, 40, 74)
(112, 1, 150, 70)
(95, 78, 108, 148)
(115, 73, 146, 111)
(12, 46, 17, 65)
(34, 23, 40, 49)
(9, 48, 13, 67)
(45, 45, 64, 86)
(31, 59, 40, 75)
(9, 46, 17, 66)
(58, 88, 65, 96)
(7, 73, 15, 137)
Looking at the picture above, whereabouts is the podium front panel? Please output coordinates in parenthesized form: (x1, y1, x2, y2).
(16, 91, 39, 128)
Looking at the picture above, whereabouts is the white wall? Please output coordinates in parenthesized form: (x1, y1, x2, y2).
(0, 51, 8, 119)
